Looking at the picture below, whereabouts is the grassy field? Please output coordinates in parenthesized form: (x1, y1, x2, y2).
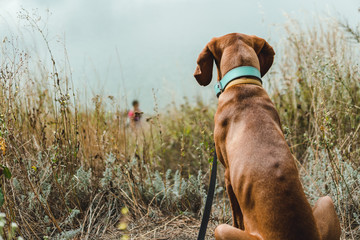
(0, 14, 359, 239)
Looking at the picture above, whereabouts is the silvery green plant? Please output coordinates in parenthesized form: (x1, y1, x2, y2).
(0, 213, 23, 240)
(300, 147, 360, 238)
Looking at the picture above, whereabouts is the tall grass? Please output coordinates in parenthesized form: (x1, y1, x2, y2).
(0, 12, 359, 239)
(269, 17, 360, 238)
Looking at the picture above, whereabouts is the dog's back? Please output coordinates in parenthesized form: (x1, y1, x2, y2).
(194, 33, 341, 240)
(215, 84, 321, 240)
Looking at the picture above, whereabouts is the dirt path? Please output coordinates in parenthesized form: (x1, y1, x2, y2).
(101, 215, 216, 240)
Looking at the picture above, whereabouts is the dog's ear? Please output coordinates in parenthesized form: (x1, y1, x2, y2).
(194, 43, 214, 86)
(251, 36, 275, 77)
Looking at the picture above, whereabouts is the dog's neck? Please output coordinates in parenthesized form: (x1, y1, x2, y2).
(217, 79, 268, 108)
(224, 77, 262, 90)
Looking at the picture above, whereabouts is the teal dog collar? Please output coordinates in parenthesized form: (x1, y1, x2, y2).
(214, 66, 262, 97)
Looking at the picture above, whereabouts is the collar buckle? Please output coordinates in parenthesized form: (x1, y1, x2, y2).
(216, 82, 223, 92)
(215, 82, 223, 98)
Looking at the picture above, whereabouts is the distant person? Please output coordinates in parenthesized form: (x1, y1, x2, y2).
(128, 100, 143, 128)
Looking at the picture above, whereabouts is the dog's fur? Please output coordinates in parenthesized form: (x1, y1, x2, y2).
(194, 33, 341, 240)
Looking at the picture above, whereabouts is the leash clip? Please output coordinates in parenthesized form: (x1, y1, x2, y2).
(215, 82, 223, 97)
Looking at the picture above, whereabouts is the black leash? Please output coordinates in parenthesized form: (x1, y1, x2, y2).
(197, 149, 217, 240)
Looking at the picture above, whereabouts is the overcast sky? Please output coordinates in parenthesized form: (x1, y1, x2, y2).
(0, 0, 359, 111)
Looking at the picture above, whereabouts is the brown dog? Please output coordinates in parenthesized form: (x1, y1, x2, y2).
(194, 33, 341, 240)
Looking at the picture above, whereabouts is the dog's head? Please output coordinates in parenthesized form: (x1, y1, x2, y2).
(194, 33, 275, 86)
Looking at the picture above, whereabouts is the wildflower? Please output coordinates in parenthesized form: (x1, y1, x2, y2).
(120, 234, 129, 240)
(0, 137, 5, 155)
(121, 207, 129, 215)
(117, 222, 127, 230)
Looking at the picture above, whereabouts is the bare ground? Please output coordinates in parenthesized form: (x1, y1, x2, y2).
(101, 215, 217, 240)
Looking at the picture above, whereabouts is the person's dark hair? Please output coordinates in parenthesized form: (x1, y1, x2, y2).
(132, 100, 139, 107)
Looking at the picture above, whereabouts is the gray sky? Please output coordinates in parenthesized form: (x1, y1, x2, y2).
(1, 0, 359, 112)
